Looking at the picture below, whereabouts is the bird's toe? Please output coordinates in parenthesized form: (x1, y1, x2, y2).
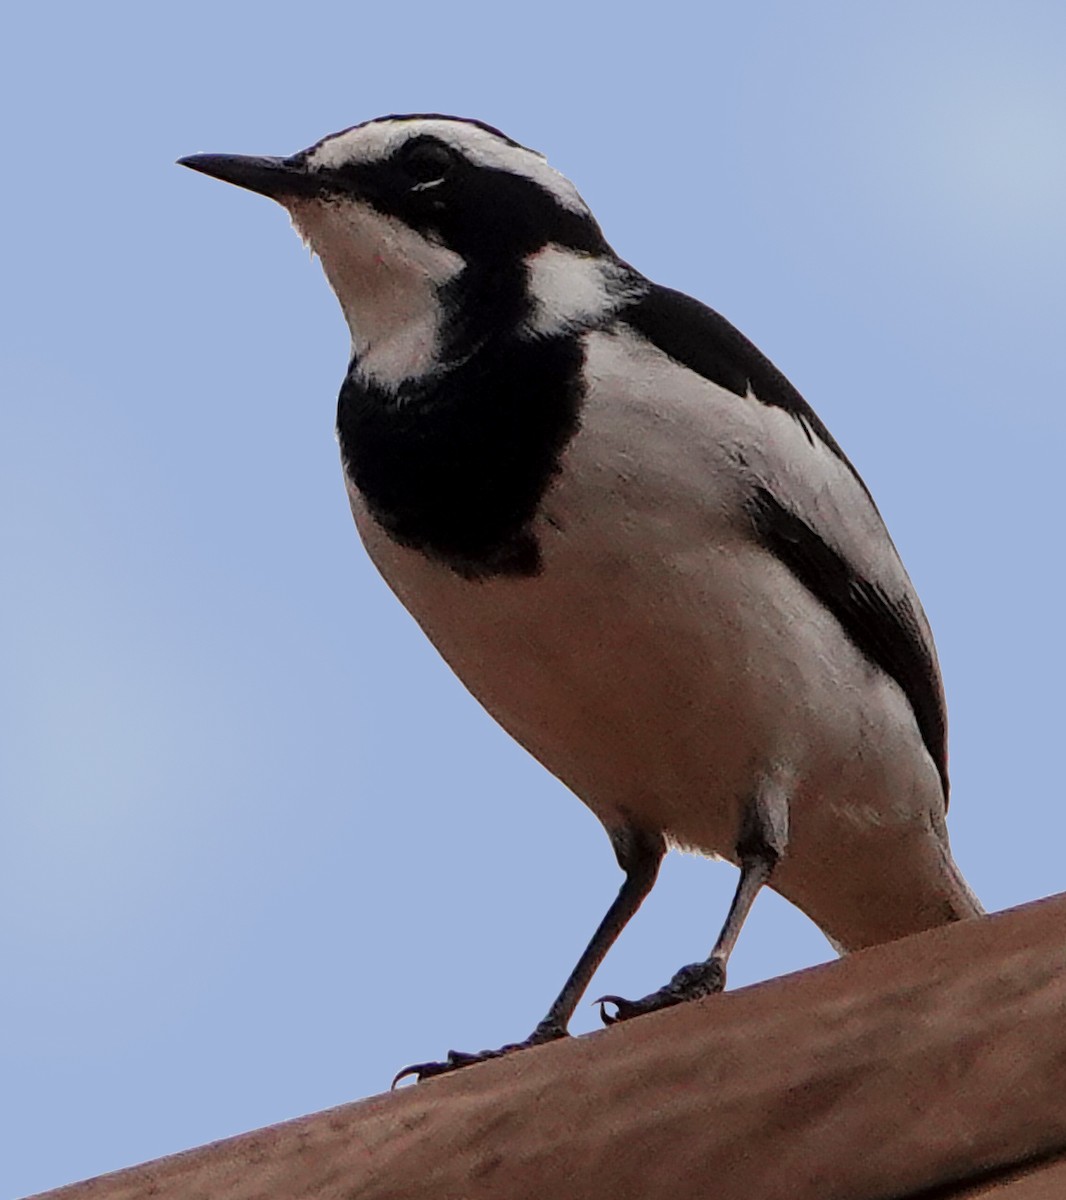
(595, 958, 727, 1026)
(392, 1022, 568, 1086)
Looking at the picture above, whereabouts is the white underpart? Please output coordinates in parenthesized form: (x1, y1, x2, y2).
(346, 324, 978, 953)
(523, 245, 646, 337)
(307, 118, 589, 216)
(286, 196, 463, 390)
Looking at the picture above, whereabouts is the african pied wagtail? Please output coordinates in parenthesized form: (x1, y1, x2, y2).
(180, 114, 983, 1082)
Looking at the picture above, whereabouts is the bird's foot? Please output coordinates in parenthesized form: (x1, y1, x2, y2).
(392, 1018, 567, 1086)
(596, 957, 726, 1025)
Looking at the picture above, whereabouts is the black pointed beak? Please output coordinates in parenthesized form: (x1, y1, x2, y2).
(177, 153, 319, 200)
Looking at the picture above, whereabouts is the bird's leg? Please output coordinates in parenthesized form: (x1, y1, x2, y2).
(597, 781, 789, 1024)
(393, 826, 664, 1085)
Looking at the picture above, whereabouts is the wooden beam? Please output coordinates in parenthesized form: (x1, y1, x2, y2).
(27, 893, 1066, 1200)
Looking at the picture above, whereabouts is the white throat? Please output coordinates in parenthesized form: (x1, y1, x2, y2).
(287, 197, 464, 390)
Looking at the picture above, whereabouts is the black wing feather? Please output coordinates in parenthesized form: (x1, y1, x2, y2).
(620, 282, 865, 490)
(747, 486, 948, 798)
(620, 281, 945, 795)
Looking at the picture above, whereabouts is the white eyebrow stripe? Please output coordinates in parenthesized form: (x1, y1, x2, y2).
(306, 119, 589, 215)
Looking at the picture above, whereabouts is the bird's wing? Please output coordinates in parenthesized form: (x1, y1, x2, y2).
(618, 282, 949, 799)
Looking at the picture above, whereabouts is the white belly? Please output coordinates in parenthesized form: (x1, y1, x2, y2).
(345, 330, 973, 950)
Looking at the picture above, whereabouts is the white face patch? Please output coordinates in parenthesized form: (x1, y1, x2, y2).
(286, 195, 463, 391)
(306, 118, 590, 217)
(523, 245, 646, 337)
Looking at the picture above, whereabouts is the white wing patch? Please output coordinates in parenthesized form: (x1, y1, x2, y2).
(306, 118, 590, 215)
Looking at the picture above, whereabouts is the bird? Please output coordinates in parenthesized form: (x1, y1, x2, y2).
(179, 114, 983, 1082)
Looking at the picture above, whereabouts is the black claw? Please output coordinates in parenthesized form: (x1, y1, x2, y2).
(392, 1062, 434, 1088)
(392, 1048, 481, 1087)
(593, 994, 625, 1026)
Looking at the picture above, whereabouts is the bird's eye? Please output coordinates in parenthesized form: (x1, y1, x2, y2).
(399, 138, 456, 184)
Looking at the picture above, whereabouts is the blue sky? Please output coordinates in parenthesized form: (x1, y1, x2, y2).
(3, 2, 1065, 1194)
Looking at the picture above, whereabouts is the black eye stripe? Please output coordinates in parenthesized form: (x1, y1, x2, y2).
(397, 137, 457, 183)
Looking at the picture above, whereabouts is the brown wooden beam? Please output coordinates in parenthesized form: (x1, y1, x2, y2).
(27, 892, 1066, 1200)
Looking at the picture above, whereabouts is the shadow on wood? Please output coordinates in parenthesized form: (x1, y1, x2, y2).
(26, 892, 1066, 1200)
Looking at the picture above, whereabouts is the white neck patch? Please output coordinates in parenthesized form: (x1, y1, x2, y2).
(286, 195, 463, 391)
(306, 118, 589, 217)
(523, 245, 646, 337)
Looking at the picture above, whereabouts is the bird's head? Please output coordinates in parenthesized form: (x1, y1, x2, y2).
(180, 115, 630, 389)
